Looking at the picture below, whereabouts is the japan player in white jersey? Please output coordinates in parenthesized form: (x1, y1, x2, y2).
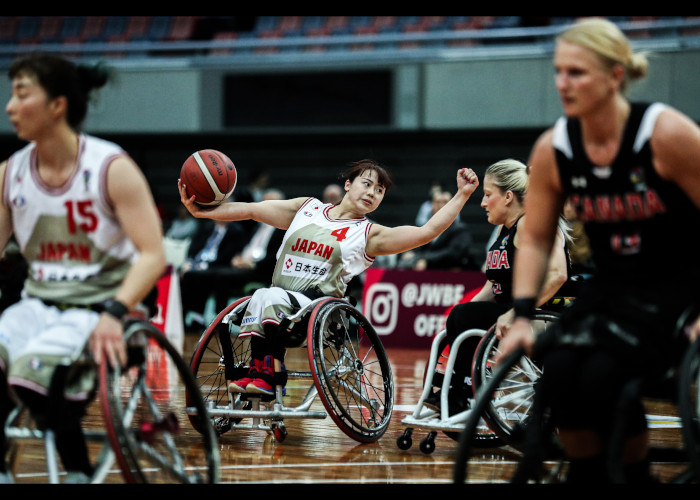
(179, 159, 478, 397)
(0, 53, 165, 482)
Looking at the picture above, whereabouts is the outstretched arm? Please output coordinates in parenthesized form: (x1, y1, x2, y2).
(366, 168, 479, 257)
(178, 179, 304, 230)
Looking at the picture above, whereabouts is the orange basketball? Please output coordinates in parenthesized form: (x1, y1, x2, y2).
(180, 149, 237, 206)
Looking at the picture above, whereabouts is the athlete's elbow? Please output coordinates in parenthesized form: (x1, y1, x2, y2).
(552, 270, 568, 291)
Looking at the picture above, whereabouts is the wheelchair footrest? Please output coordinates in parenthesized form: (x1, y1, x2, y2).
(205, 405, 327, 421)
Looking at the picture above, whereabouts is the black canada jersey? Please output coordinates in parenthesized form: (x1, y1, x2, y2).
(485, 218, 521, 304)
(553, 102, 700, 285)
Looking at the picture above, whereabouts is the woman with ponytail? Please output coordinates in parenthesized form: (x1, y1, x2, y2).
(0, 53, 165, 482)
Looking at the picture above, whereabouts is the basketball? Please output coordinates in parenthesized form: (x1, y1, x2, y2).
(180, 149, 237, 206)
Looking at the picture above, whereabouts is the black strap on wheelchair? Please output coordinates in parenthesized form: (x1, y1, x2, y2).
(281, 287, 324, 328)
(273, 291, 305, 352)
(217, 321, 239, 381)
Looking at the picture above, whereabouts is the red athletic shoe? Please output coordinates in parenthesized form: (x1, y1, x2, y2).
(228, 359, 262, 393)
(246, 356, 277, 396)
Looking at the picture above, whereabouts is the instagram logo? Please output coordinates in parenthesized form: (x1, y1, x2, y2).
(364, 282, 399, 335)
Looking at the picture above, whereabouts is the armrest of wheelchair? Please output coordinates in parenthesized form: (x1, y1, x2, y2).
(286, 296, 332, 323)
(285, 295, 357, 325)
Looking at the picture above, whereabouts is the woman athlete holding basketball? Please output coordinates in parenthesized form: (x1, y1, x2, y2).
(179, 159, 478, 396)
(497, 18, 700, 482)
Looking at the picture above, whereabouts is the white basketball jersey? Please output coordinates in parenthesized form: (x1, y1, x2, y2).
(3, 134, 136, 304)
(272, 198, 374, 297)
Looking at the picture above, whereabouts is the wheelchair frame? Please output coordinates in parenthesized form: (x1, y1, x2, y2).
(4, 317, 220, 484)
(187, 295, 394, 444)
(397, 327, 502, 454)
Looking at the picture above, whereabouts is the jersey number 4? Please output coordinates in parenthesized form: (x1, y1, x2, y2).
(330, 227, 349, 242)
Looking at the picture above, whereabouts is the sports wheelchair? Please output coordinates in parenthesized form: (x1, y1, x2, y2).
(397, 306, 563, 455)
(453, 304, 700, 484)
(4, 315, 219, 484)
(187, 295, 394, 444)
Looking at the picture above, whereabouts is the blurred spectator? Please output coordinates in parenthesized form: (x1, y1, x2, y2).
(179, 189, 285, 329)
(322, 183, 343, 205)
(166, 205, 200, 241)
(248, 170, 270, 202)
(415, 179, 444, 226)
(398, 190, 477, 271)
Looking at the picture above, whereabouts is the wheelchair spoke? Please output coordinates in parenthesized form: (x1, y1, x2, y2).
(105, 322, 219, 484)
(309, 299, 393, 442)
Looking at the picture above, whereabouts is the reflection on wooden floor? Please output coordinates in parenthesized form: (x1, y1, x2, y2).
(8, 334, 692, 484)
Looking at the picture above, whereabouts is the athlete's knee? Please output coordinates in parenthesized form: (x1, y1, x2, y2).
(445, 304, 469, 337)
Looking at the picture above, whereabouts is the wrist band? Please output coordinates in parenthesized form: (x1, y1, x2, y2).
(512, 297, 537, 319)
(101, 299, 129, 321)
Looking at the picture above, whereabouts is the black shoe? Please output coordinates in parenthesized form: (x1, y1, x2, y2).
(423, 390, 441, 412)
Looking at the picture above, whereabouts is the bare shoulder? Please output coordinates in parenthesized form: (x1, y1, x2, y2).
(105, 155, 152, 204)
(651, 105, 700, 179)
(529, 127, 556, 163)
(652, 105, 700, 143)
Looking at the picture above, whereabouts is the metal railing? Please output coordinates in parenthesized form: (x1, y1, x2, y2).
(1, 17, 700, 69)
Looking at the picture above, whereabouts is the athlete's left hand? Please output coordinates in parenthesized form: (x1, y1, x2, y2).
(90, 313, 127, 368)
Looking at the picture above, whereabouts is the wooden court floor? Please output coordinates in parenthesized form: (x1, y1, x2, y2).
(7, 333, 693, 485)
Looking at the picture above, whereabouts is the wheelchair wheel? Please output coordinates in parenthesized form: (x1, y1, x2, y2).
(471, 311, 559, 446)
(678, 338, 700, 481)
(187, 297, 252, 436)
(307, 298, 393, 443)
(455, 345, 563, 484)
(100, 321, 220, 484)
(454, 347, 527, 483)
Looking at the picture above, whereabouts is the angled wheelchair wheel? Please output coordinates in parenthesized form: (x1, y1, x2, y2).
(455, 344, 563, 484)
(187, 297, 252, 436)
(307, 298, 393, 443)
(100, 320, 220, 484)
(679, 338, 700, 481)
(454, 347, 527, 483)
(471, 311, 559, 446)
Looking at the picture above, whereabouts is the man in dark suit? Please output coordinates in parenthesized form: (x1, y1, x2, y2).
(179, 189, 285, 328)
(398, 190, 477, 271)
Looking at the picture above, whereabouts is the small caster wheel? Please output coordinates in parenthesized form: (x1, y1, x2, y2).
(213, 417, 232, 436)
(272, 422, 287, 443)
(397, 428, 413, 450)
(420, 431, 437, 455)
